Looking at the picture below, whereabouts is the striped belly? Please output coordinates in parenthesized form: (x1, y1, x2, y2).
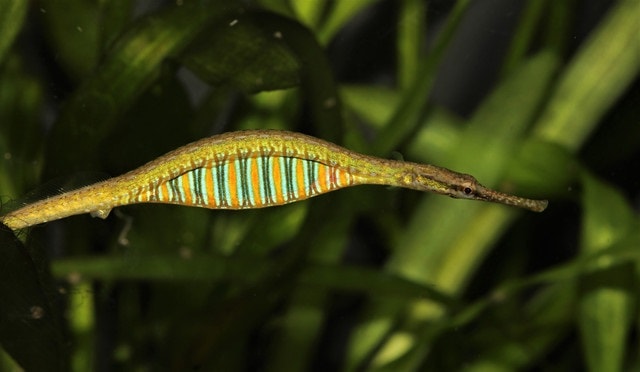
(134, 155, 356, 209)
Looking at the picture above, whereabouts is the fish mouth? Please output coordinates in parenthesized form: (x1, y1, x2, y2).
(475, 184, 548, 212)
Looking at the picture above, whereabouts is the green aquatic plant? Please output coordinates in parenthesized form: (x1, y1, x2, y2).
(0, 1, 638, 371)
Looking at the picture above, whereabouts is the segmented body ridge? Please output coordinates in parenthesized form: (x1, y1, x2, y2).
(128, 131, 364, 209)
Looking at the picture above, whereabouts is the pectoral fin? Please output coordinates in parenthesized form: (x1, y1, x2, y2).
(90, 209, 111, 219)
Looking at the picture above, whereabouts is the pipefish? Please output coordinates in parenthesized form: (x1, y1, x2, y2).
(0, 130, 547, 230)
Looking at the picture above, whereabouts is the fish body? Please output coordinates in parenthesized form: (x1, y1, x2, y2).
(0, 130, 547, 230)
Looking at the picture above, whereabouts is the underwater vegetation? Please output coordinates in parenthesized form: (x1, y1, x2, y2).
(0, 1, 638, 371)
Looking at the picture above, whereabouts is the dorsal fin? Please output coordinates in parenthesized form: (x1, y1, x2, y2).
(390, 151, 405, 161)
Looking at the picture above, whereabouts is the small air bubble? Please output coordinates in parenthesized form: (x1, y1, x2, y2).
(179, 246, 193, 260)
(30, 306, 45, 319)
(323, 97, 336, 108)
(67, 272, 82, 284)
(118, 235, 129, 246)
(273, 31, 282, 39)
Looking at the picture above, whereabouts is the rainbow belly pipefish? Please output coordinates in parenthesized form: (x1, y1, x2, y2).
(0, 130, 548, 230)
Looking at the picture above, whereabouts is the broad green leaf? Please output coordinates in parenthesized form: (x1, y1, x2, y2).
(505, 138, 577, 199)
(40, 0, 101, 79)
(373, 0, 472, 156)
(341, 85, 399, 128)
(0, 54, 44, 200)
(397, 0, 426, 90)
(501, 0, 547, 76)
(98, 0, 132, 51)
(0, 1, 27, 64)
(391, 52, 557, 285)
(534, 0, 640, 151)
(251, 11, 343, 141)
(581, 173, 635, 254)
(102, 69, 195, 172)
(255, 0, 293, 17)
(405, 108, 463, 165)
(68, 282, 94, 372)
(180, 12, 301, 93)
(457, 283, 576, 372)
(290, 0, 325, 30)
(45, 1, 233, 175)
(1, 1, 637, 370)
(264, 193, 353, 372)
(347, 51, 557, 371)
(51, 253, 454, 305)
(318, 0, 379, 44)
(52, 253, 271, 282)
(444, 228, 640, 370)
(578, 172, 636, 372)
(450, 229, 640, 370)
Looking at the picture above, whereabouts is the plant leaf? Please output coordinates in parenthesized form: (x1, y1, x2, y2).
(180, 12, 301, 93)
(534, 0, 640, 151)
(578, 171, 636, 372)
(45, 1, 233, 175)
(0, 1, 26, 64)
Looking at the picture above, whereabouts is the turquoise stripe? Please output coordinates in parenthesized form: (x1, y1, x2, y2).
(187, 169, 197, 204)
(156, 181, 164, 201)
(170, 177, 183, 203)
(265, 156, 275, 204)
(236, 156, 254, 207)
(197, 168, 208, 205)
(233, 157, 249, 207)
(289, 157, 299, 200)
(244, 157, 256, 207)
(213, 161, 229, 207)
(165, 178, 173, 201)
(300, 158, 308, 196)
(304, 159, 317, 196)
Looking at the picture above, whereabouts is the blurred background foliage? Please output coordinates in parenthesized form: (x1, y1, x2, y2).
(0, 0, 639, 371)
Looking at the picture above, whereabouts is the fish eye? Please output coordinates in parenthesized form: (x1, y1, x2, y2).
(459, 181, 476, 197)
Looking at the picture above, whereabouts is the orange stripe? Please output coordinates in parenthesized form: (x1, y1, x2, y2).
(296, 159, 306, 199)
(138, 188, 149, 202)
(181, 173, 193, 205)
(205, 167, 216, 207)
(228, 159, 239, 207)
(317, 164, 328, 193)
(338, 169, 349, 187)
(250, 156, 262, 206)
(273, 157, 284, 205)
(160, 182, 170, 202)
